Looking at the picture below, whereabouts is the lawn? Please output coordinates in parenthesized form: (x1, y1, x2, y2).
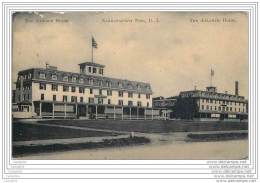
(38, 119, 248, 133)
(13, 122, 120, 142)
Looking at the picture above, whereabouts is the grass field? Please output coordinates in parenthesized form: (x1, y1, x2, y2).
(39, 119, 248, 133)
(13, 122, 120, 141)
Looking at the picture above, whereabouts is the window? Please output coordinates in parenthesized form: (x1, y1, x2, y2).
(79, 78, 84, 84)
(63, 85, 69, 92)
(106, 81, 111, 87)
(53, 95, 56, 101)
(80, 97, 83, 103)
(71, 96, 77, 103)
(88, 78, 93, 85)
(63, 96, 67, 102)
(99, 68, 103, 75)
(215, 106, 217, 111)
(118, 91, 123, 97)
(89, 97, 94, 104)
(206, 105, 209, 110)
(210, 99, 213, 103)
(98, 80, 103, 86)
(230, 107, 232, 111)
(108, 99, 111, 105)
(39, 73, 46, 79)
(72, 76, 77, 83)
(41, 94, 44, 100)
(118, 100, 123, 106)
(138, 93, 141, 98)
(218, 106, 221, 111)
(222, 106, 225, 111)
(51, 84, 58, 91)
(79, 87, 85, 93)
(137, 101, 142, 107)
(88, 67, 92, 73)
(128, 101, 133, 106)
(98, 98, 103, 104)
(146, 94, 150, 99)
(63, 76, 68, 82)
(99, 89, 102, 95)
(39, 83, 46, 90)
(71, 86, 76, 92)
(52, 74, 57, 80)
(147, 102, 150, 107)
(128, 92, 133, 98)
(202, 105, 204, 110)
(90, 88, 93, 94)
(107, 90, 112, 96)
(210, 106, 212, 110)
(93, 67, 97, 73)
(118, 82, 122, 88)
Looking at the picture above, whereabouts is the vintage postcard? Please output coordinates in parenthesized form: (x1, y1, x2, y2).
(1, 2, 258, 182)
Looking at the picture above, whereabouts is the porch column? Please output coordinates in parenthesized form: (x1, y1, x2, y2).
(86, 105, 88, 119)
(95, 105, 98, 120)
(152, 109, 154, 120)
(75, 104, 78, 119)
(130, 107, 132, 120)
(113, 106, 116, 120)
(52, 103, 54, 118)
(39, 102, 42, 118)
(121, 106, 123, 120)
(64, 103, 67, 118)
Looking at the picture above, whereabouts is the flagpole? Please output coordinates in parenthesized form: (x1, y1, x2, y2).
(91, 36, 93, 63)
(91, 43, 93, 63)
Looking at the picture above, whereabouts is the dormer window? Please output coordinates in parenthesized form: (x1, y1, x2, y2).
(52, 74, 57, 80)
(79, 78, 84, 84)
(88, 78, 93, 85)
(72, 76, 77, 83)
(106, 81, 111, 87)
(118, 82, 122, 88)
(63, 76, 68, 82)
(98, 80, 103, 86)
(39, 73, 46, 79)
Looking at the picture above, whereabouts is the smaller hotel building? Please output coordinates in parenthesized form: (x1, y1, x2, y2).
(13, 61, 158, 119)
(174, 84, 248, 121)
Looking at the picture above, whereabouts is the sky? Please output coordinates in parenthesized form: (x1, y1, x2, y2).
(12, 11, 248, 98)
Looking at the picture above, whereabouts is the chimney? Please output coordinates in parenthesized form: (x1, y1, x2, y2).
(235, 81, 239, 96)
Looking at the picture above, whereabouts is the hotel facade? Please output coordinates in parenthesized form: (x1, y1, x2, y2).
(174, 84, 248, 121)
(13, 61, 158, 119)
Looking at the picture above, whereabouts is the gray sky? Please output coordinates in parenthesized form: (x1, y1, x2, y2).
(12, 11, 248, 98)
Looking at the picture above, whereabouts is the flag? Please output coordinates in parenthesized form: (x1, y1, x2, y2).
(211, 68, 214, 76)
(92, 37, 98, 48)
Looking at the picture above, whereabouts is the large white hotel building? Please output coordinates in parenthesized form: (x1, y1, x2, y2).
(13, 61, 157, 119)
